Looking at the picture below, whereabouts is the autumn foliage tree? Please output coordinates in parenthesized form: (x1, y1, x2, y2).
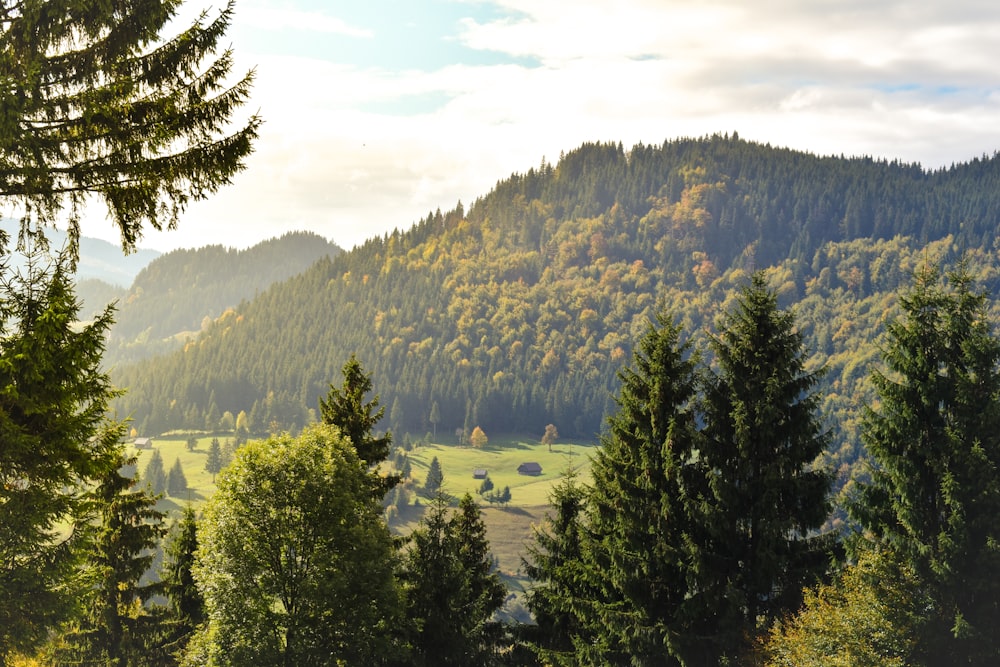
(470, 426, 488, 449)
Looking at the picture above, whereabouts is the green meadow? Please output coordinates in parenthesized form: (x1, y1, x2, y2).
(128, 433, 598, 581)
(404, 438, 598, 505)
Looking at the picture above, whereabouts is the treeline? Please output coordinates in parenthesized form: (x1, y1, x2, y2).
(112, 136, 1000, 476)
(92, 231, 341, 366)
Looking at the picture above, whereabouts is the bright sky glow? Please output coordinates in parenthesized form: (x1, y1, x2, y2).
(78, 0, 1000, 252)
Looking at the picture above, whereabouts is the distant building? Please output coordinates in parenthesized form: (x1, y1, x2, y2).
(473, 468, 488, 479)
(517, 462, 543, 476)
(134, 437, 153, 449)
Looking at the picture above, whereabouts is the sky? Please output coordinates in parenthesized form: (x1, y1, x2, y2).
(78, 0, 1000, 252)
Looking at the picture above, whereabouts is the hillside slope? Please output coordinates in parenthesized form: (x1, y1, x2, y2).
(111, 136, 1000, 477)
(101, 231, 341, 366)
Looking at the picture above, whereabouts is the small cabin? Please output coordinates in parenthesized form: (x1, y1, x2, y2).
(472, 468, 488, 480)
(517, 462, 543, 476)
(134, 437, 153, 449)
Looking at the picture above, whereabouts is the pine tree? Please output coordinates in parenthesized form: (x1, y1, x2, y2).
(581, 310, 703, 666)
(523, 465, 591, 665)
(319, 355, 397, 495)
(161, 506, 204, 633)
(430, 400, 441, 437)
(205, 437, 222, 482)
(143, 448, 167, 496)
(58, 451, 168, 666)
(0, 0, 259, 252)
(478, 475, 494, 496)
(167, 457, 188, 498)
(453, 494, 506, 656)
(699, 272, 833, 662)
(424, 456, 444, 497)
(851, 264, 1000, 664)
(402, 493, 505, 666)
(0, 252, 121, 661)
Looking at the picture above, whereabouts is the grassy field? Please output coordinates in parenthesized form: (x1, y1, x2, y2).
(129, 432, 598, 600)
(404, 437, 598, 505)
(126, 434, 229, 515)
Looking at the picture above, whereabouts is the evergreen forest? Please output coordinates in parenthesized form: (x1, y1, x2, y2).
(111, 136, 1000, 494)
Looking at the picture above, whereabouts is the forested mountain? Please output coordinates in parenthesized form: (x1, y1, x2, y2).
(0, 219, 161, 286)
(111, 135, 1000, 478)
(98, 231, 341, 366)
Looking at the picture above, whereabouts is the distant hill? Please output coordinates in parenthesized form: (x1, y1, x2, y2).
(110, 135, 1000, 484)
(0, 219, 162, 287)
(100, 231, 342, 366)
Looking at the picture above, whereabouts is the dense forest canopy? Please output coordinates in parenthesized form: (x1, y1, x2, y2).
(111, 135, 1000, 478)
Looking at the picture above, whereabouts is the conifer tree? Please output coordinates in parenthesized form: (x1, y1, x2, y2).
(523, 465, 591, 665)
(402, 493, 505, 666)
(424, 456, 444, 497)
(699, 272, 833, 662)
(0, 252, 121, 662)
(161, 506, 204, 635)
(0, 0, 259, 252)
(580, 310, 703, 665)
(58, 451, 168, 666)
(205, 437, 223, 482)
(167, 457, 188, 498)
(143, 448, 167, 496)
(852, 264, 1000, 664)
(319, 355, 397, 495)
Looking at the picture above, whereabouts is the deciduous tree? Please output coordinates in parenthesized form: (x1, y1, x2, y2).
(541, 423, 559, 452)
(190, 424, 403, 666)
(470, 426, 488, 449)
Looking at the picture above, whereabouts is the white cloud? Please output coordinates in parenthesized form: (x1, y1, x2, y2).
(79, 0, 1000, 253)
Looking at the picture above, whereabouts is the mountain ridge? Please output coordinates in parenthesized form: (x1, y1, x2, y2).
(109, 135, 1000, 480)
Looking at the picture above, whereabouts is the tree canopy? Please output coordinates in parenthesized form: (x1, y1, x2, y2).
(190, 424, 403, 666)
(0, 0, 259, 251)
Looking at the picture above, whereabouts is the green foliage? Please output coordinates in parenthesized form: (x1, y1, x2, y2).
(161, 506, 204, 633)
(143, 449, 167, 497)
(580, 310, 704, 665)
(424, 456, 444, 496)
(0, 0, 259, 252)
(167, 458, 188, 498)
(523, 466, 590, 665)
(0, 252, 121, 661)
(478, 475, 495, 495)
(401, 493, 506, 666)
(57, 451, 169, 666)
(763, 550, 926, 667)
(698, 272, 834, 661)
(106, 233, 339, 357)
(112, 136, 1000, 470)
(190, 424, 403, 666)
(205, 438, 223, 482)
(852, 264, 1000, 663)
(319, 355, 397, 496)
